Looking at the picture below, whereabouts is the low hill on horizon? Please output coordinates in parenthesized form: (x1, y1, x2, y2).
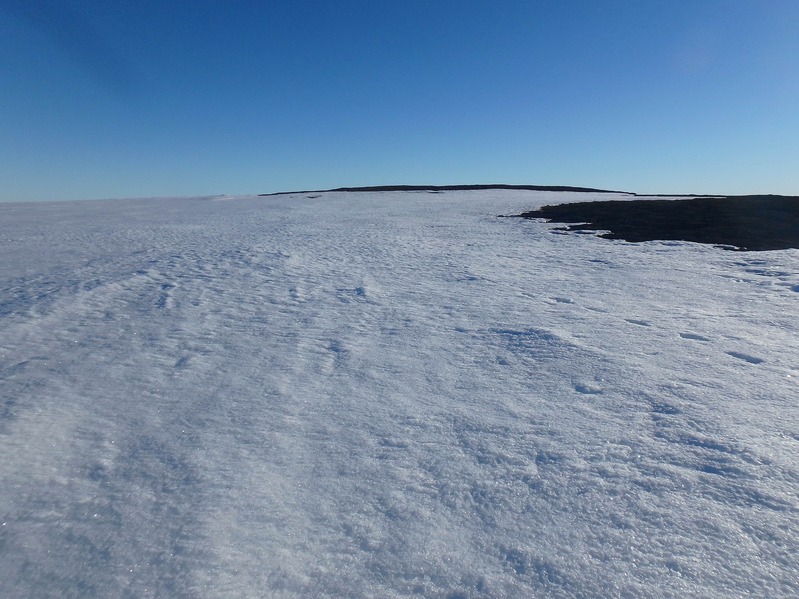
(260, 183, 631, 196)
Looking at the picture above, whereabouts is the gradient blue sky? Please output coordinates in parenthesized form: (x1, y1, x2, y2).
(2, 0, 798, 202)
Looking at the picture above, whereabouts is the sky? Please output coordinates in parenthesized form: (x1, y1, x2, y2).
(1, 0, 798, 202)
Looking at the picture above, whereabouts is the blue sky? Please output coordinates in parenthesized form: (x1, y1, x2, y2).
(2, 0, 798, 202)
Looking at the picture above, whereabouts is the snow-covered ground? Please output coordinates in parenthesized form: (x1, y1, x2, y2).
(1, 190, 797, 598)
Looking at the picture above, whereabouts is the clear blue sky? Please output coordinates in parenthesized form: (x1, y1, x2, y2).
(2, 0, 798, 202)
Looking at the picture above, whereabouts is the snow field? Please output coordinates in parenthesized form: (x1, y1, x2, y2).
(1, 190, 798, 597)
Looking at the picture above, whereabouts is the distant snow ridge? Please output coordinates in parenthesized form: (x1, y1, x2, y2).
(1, 190, 797, 598)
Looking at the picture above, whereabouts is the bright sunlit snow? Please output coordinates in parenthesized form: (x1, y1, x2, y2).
(1, 190, 797, 597)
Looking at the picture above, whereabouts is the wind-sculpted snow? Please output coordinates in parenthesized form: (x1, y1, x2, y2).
(1, 191, 798, 598)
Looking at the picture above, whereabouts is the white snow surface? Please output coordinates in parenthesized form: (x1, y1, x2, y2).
(1, 190, 798, 598)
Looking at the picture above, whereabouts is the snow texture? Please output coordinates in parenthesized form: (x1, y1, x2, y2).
(1, 190, 798, 598)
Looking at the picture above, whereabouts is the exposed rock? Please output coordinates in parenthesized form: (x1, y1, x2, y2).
(516, 195, 799, 251)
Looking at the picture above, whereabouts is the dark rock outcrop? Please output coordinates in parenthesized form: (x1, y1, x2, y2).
(515, 195, 799, 251)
